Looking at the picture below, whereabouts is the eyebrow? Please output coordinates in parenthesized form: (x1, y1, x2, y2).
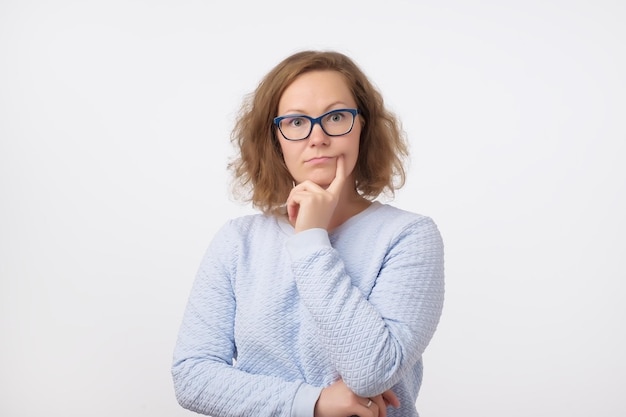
(280, 101, 353, 115)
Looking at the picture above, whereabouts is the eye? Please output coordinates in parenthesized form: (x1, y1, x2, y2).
(330, 113, 343, 122)
(325, 111, 346, 123)
(287, 117, 306, 127)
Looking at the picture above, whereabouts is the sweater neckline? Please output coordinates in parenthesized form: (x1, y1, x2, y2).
(276, 201, 383, 236)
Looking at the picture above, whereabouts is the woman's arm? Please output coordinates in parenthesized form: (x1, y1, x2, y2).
(171, 222, 320, 417)
(287, 216, 445, 398)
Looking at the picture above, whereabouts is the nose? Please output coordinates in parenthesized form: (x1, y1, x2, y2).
(308, 122, 329, 145)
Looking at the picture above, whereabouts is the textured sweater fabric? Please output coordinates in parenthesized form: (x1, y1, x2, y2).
(172, 201, 445, 417)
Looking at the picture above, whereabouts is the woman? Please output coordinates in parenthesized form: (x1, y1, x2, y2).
(172, 50, 445, 417)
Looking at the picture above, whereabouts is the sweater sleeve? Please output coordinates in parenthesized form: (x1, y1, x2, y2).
(171, 221, 320, 417)
(285, 217, 445, 398)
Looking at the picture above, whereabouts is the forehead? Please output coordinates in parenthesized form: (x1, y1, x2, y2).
(278, 70, 355, 112)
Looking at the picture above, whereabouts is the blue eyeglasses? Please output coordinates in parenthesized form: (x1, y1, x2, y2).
(273, 108, 359, 141)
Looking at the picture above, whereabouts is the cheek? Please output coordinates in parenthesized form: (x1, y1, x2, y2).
(279, 141, 300, 169)
(347, 148, 360, 176)
(344, 135, 361, 173)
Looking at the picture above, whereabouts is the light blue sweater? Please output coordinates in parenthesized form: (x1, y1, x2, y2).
(172, 202, 444, 417)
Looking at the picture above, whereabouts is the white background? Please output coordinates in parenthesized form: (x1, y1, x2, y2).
(1, 1, 625, 416)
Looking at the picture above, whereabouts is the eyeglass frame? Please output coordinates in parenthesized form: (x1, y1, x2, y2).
(273, 108, 360, 141)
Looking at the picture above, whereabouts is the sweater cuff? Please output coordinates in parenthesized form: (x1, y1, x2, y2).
(286, 228, 331, 260)
(292, 383, 323, 417)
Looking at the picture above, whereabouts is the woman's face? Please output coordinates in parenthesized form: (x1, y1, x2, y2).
(276, 70, 361, 189)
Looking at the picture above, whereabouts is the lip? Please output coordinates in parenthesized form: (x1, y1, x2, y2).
(305, 156, 334, 165)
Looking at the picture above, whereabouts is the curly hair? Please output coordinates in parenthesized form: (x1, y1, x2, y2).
(228, 50, 409, 215)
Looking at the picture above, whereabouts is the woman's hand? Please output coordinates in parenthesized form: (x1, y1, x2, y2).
(372, 389, 400, 416)
(313, 379, 400, 417)
(287, 155, 347, 232)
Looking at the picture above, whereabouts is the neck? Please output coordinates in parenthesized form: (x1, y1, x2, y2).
(326, 188, 371, 231)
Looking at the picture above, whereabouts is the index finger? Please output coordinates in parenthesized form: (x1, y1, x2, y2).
(326, 154, 346, 195)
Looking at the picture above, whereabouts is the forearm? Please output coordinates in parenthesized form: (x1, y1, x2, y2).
(287, 221, 444, 397)
(291, 244, 405, 396)
(172, 355, 315, 417)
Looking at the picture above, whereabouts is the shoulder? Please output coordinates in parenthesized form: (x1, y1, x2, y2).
(338, 202, 443, 256)
(223, 212, 272, 228)
(366, 202, 441, 236)
(367, 203, 444, 256)
(370, 204, 444, 265)
(210, 213, 279, 244)
(202, 213, 280, 264)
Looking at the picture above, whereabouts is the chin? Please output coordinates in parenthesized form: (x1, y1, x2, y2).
(307, 174, 333, 188)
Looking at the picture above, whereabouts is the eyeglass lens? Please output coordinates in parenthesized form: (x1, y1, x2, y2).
(279, 110, 355, 140)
